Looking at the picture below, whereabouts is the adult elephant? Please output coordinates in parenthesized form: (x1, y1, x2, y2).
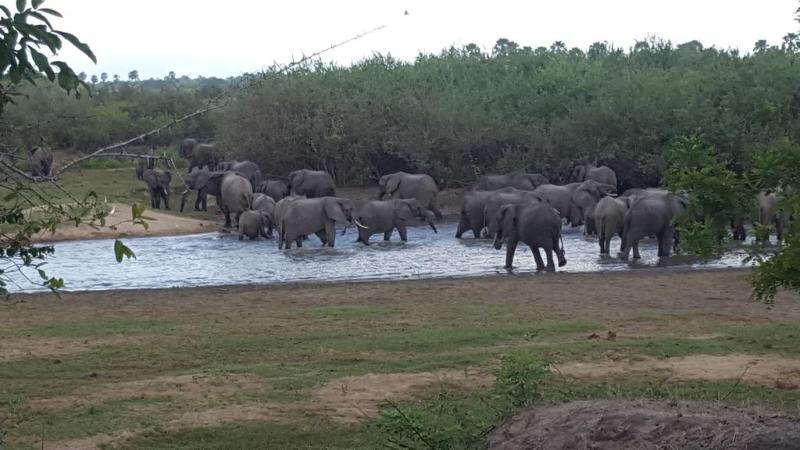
(571, 180, 618, 235)
(179, 138, 198, 159)
(180, 168, 217, 212)
(621, 190, 688, 259)
(238, 210, 270, 241)
(378, 171, 442, 219)
(28, 147, 53, 177)
(186, 143, 220, 173)
(756, 192, 789, 242)
(252, 193, 276, 238)
(256, 179, 289, 201)
(475, 172, 549, 191)
(288, 169, 336, 198)
(572, 163, 618, 190)
(180, 171, 252, 228)
(142, 169, 172, 209)
(481, 189, 543, 238)
(456, 188, 519, 239)
(278, 197, 362, 249)
(493, 202, 567, 271)
(135, 157, 156, 180)
(219, 160, 262, 188)
(594, 196, 632, 254)
(355, 199, 437, 245)
(532, 183, 583, 226)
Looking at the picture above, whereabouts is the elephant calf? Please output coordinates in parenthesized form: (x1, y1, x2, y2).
(142, 169, 172, 209)
(594, 196, 632, 254)
(493, 202, 567, 272)
(238, 210, 270, 240)
(252, 193, 276, 238)
(355, 199, 437, 245)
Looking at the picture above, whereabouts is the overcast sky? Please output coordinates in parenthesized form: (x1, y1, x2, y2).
(48, 0, 799, 80)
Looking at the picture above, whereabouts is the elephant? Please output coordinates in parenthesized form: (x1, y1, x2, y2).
(621, 190, 688, 259)
(475, 172, 549, 191)
(378, 171, 442, 219)
(135, 157, 156, 180)
(252, 193, 276, 238)
(572, 163, 618, 191)
(456, 188, 516, 239)
(28, 147, 53, 177)
(756, 192, 789, 242)
(256, 179, 289, 201)
(594, 196, 632, 254)
(481, 189, 543, 238)
(180, 168, 216, 212)
(532, 183, 583, 226)
(493, 202, 567, 271)
(238, 210, 270, 240)
(354, 199, 437, 245)
(218, 172, 253, 228)
(179, 138, 198, 159)
(277, 197, 362, 249)
(219, 160, 262, 188)
(288, 169, 336, 198)
(142, 169, 172, 209)
(186, 143, 220, 173)
(570, 180, 618, 235)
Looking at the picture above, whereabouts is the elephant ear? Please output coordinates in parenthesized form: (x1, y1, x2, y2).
(288, 171, 304, 194)
(325, 199, 348, 222)
(572, 165, 586, 182)
(396, 200, 417, 220)
(498, 203, 517, 225)
(384, 174, 400, 195)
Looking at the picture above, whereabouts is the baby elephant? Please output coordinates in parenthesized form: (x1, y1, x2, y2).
(355, 199, 437, 245)
(238, 210, 270, 240)
(252, 193, 276, 238)
(493, 202, 567, 271)
(142, 169, 172, 209)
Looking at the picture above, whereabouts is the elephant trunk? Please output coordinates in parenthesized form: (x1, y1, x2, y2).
(421, 210, 437, 233)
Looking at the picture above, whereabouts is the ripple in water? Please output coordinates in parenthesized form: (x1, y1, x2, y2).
(11, 221, 750, 292)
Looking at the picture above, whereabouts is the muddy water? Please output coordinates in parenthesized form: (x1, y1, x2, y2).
(15, 221, 749, 292)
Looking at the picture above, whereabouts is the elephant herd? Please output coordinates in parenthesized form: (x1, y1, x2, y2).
(139, 141, 785, 271)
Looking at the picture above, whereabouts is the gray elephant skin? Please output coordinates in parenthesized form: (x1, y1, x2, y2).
(252, 193, 276, 238)
(756, 192, 789, 241)
(570, 180, 618, 235)
(256, 179, 289, 201)
(532, 183, 583, 226)
(28, 147, 53, 177)
(572, 163, 618, 190)
(179, 138, 198, 159)
(184, 142, 220, 173)
(355, 199, 437, 245)
(481, 189, 543, 238)
(594, 196, 632, 254)
(277, 197, 357, 249)
(238, 210, 269, 241)
(493, 202, 567, 271)
(456, 187, 517, 238)
(219, 160, 263, 188)
(475, 172, 549, 191)
(621, 190, 688, 259)
(288, 169, 336, 198)
(142, 169, 172, 209)
(180, 168, 216, 212)
(378, 171, 443, 219)
(135, 157, 156, 180)
(180, 171, 252, 227)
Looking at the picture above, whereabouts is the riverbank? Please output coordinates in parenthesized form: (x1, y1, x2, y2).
(2, 269, 799, 448)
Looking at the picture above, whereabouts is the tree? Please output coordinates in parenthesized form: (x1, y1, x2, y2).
(113, 74, 119, 82)
(78, 71, 87, 81)
(166, 70, 176, 81)
(492, 38, 519, 57)
(100, 71, 108, 82)
(128, 70, 139, 81)
(90, 74, 98, 84)
(753, 39, 769, 53)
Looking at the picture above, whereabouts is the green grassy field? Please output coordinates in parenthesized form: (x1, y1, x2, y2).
(1, 271, 799, 449)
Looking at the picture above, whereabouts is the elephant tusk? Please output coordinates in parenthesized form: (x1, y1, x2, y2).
(354, 218, 369, 229)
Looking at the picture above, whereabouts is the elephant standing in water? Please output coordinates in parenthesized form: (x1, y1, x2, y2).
(481, 190, 543, 238)
(238, 210, 270, 240)
(256, 179, 289, 201)
(621, 190, 688, 259)
(278, 197, 362, 249)
(181, 171, 252, 228)
(219, 160, 263, 188)
(251, 193, 276, 238)
(456, 187, 515, 239)
(354, 199, 437, 245)
(594, 196, 632, 254)
(288, 169, 336, 198)
(378, 171, 443, 219)
(493, 202, 567, 271)
(572, 163, 618, 191)
(570, 180, 618, 235)
(142, 169, 172, 209)
(28, 147, 53, 177)
(756, 192, 790, 242)
(475, 172, 549, 191)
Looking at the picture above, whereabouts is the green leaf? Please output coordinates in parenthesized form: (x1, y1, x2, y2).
(37, 7, 61, 17)
(113, 239, 135, 263)
(16, 0, 26, 13)
(54, 30, 96, 63)
(32, 0, 44, 8)
(37, 268, 47, 280)
(29, 47, 54, 81)
(0, 5, 11, 17)
(29, 11, 52, 29)
(131, 203, 146, 219)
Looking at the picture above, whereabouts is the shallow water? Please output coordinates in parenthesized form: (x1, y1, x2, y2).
(12, 221, 750, 293)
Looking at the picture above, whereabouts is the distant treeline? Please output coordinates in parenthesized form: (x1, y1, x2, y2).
(5, 37, 800, 189)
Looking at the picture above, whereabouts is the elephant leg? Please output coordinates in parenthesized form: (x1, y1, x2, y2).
(505, 239, 518, 269)
(531, 247, 546, 271)
(223, 212, 232, 229)
(325, 222, 336, 247)
(163, 191, 170, 210)
(383, 230, 392, 241)
(660, 226, 675, 257)
(356, 228, 371, 245)
(633, 241, 641, 259)
(776, 218, 784, 241)
(544, 247, 556, 272)
(456, 217, 467, 239)
(315, 230, 328, 245)
(472, 227, 482, 239)
(397, 224, 408, 242)
(296, 237, 303, 248)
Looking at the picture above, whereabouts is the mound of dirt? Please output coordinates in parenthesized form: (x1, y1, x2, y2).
(486, 400, 800, 450)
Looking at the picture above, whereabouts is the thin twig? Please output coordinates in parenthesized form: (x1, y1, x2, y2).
(719, 365, 752, 401)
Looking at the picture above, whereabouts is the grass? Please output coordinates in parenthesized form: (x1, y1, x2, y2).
(1, 271, 799, 448)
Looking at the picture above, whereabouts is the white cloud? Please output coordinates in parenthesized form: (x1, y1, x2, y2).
(47, 0, 799, 79)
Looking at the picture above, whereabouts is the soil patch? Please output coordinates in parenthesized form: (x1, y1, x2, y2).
(0, 335, 147, 362)
(33, 203, 217, 242)
(30, 373, 267, 411)
(312, 368, 493, 423)
(487, 400, 800, 449)
(554, 354, 800, 389)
